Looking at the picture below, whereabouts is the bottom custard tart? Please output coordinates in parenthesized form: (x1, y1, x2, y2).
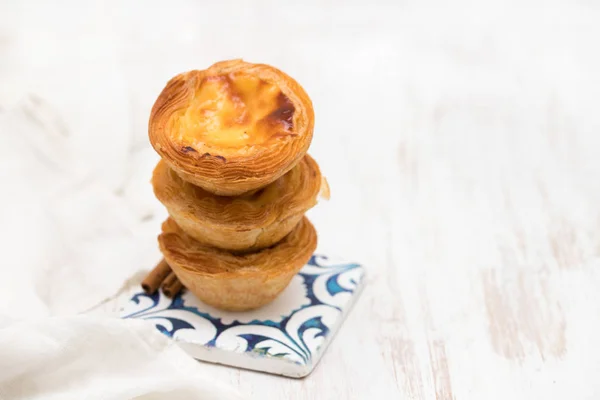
(158, 216, 317, 311)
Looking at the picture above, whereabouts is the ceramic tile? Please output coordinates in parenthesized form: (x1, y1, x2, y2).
(122, 254, 365, 377)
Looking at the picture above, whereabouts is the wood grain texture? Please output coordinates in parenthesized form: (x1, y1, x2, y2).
(3, 0, 600, 399)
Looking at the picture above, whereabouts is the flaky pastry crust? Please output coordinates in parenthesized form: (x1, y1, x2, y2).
(153, 155, 322, 252)
(159, 216, 317, 311)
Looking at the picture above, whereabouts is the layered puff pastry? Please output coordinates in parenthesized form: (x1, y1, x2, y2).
(159, 216, 317, 311)
(152, 154, 322, 252)
(149, 59, 314, 196)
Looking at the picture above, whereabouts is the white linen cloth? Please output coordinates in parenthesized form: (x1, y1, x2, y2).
(0, 316, 243, 400)
(0, 99, 243, 399)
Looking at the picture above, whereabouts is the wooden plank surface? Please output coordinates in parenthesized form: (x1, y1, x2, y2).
(2, 1, 600, 398)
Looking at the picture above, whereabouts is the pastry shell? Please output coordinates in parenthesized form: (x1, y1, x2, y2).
(149, 59, 315, 196)
(152, 154, 322, 252)
(159, 216, 317, 311)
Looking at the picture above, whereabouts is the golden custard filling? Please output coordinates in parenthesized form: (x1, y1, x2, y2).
(177, 72, 295, 149)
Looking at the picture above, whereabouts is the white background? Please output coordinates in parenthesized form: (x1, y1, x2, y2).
(1, 0, 600, 398)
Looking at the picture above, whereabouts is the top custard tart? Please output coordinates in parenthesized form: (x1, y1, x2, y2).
(149, 59, 314, 196)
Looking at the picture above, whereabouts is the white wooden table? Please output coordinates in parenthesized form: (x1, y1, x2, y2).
(2, 1, 600, 398)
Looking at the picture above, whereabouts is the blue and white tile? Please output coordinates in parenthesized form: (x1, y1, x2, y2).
(122, 254, 366, 377)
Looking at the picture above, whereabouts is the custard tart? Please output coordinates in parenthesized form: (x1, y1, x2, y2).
(149, 59, 314, 195)
(159, 216, 317, 311)
(152, 154, 322, 252)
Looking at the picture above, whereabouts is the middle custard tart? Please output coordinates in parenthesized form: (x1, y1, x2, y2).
(152, 154, 322, 252)
(149, 59, 315, 195)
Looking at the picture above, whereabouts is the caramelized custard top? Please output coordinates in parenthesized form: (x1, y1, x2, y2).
(177, 72, 295, 148)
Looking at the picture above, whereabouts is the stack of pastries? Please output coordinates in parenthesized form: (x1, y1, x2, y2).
(148, 60, 324, 311)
